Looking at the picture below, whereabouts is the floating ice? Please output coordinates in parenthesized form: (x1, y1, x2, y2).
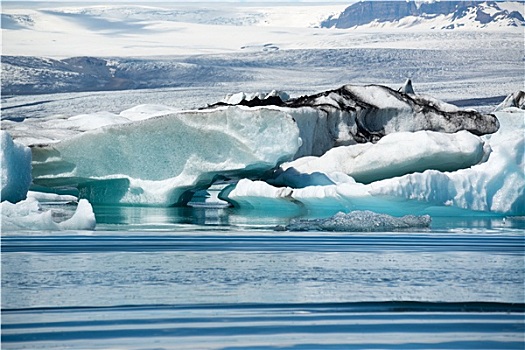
(223, 108, 524, 216)
(0, 197, 96, 231)
(284, 211, 431, 232)
(369, 108, 525, 215)
(15, 84, 506, 208)
(278, 130, 485, 184)
(31, 106, 301, 205)
(1, 130, 32, 203)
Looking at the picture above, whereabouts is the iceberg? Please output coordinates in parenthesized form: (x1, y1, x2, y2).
(31, 106, 301, 205)
(222, 108, 524, 216)
(8, 83, 506, 209)
(284, 211, 431, 232)
(1, 130, 32, 203)
(369, 108, 524, 215)
(1, 197, 96, 231)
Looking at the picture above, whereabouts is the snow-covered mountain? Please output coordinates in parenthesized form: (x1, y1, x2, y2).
(322, 1, 525, 30)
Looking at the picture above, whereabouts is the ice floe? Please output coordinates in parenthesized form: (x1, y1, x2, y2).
(283, 211, 431, 232)
(1, 197, 96, 231)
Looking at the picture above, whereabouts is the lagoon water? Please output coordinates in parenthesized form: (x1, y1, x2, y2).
(2, 206, 524, 349)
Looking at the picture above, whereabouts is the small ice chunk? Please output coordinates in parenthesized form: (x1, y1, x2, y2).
(286, 210, 431, 232)
(1, 197, 96, 231)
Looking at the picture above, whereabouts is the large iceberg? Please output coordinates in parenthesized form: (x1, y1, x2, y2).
(222, 108, 524, 216)
(1, 130, 32, 203)
(31, 106, 301, 205)
(7, 83, 508, 210)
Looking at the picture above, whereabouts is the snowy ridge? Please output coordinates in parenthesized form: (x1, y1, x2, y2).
(2, 2, 522, 59)
(322, 1, 525, 30)
(210, 83, 499, 147)
(2, 3, 347, 29)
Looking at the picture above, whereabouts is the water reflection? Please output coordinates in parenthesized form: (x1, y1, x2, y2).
(93, 204, 525, 233)
(93, 205, 231, 228)
(431, 216, 525, 232)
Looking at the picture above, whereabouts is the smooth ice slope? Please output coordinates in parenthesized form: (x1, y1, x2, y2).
(278, 130, 485, 184)
(31, 106, 301, 205)
(223, 108, 524, 216)
(1, 131, 32, 203)
(1, 198, 96, 231)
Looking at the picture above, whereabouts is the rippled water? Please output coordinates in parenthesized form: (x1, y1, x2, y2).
(2, 207, 524, 349)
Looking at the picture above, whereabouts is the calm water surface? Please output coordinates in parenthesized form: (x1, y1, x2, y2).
(2, 206, 524, 349)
